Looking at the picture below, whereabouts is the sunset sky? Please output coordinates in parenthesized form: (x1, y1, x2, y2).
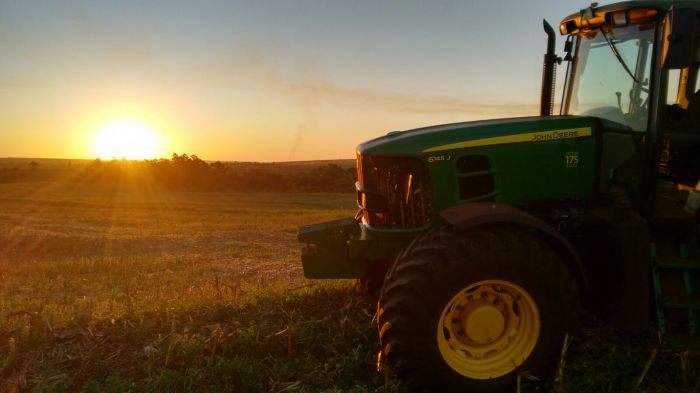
(1, 0, 585, 161)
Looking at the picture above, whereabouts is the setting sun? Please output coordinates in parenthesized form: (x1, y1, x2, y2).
(92, 119, 164, 160)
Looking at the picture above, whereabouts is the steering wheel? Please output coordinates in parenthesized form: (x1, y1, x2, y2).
(629, 86, 649, 113)
(624, 86, 650, 130)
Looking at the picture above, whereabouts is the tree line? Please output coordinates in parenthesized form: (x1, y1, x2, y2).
(0, 154, 357, 193)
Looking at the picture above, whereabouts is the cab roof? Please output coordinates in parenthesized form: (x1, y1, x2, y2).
(560, 1, 699, 35)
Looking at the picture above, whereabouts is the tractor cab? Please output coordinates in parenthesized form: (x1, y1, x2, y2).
(552, 1, 700, 336)
(557, 3, 700, 215)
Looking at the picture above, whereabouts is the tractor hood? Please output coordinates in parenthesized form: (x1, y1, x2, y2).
(357, 115, 597, 158)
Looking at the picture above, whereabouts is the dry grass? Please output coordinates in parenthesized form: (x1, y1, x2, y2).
(0, 181, 404, 392)
(1, 180, 699, 392)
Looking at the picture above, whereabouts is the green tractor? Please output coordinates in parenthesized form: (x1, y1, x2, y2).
(298, 1, 700, 391)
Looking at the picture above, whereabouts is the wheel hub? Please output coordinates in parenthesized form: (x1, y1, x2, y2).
(464, 304, 505, 344)
(437, 280, 541, 380)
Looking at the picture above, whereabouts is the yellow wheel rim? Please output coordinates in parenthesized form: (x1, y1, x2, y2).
(436, 280, 540, 380)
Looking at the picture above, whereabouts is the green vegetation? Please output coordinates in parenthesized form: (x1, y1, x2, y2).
(0, 181, 396, 392)
(0, 156, 357, 193)
(0, 180, 698, 392)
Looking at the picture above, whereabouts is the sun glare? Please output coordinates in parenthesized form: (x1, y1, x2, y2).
(92, 119, 163, 160)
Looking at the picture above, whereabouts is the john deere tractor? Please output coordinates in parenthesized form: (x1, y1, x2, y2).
(297, 1, 700, 391)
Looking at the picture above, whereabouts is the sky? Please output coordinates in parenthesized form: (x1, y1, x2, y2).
(0, 0, 587, 161)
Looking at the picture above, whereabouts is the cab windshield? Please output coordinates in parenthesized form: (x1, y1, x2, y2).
(567, 22, 656, 131)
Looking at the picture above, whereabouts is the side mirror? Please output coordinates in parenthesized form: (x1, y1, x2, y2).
(662, 6, 697, 69)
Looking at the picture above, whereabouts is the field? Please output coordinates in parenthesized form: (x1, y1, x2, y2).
(0, 181, 698, 392)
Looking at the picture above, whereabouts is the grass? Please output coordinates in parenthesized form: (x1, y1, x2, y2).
(0, 180, 698, 392)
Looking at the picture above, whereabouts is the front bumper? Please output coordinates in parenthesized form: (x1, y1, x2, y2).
(297, 218, 409, 279)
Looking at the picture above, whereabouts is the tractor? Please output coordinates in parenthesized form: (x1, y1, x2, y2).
(297, 1, 700, 391)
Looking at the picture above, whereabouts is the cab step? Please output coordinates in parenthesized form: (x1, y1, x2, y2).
(656, 259, 700, 270)
(659, 294, 700, 310)
(652, 234, 700, 343)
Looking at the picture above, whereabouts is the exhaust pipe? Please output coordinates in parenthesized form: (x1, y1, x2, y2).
(540, 19, 558, 116)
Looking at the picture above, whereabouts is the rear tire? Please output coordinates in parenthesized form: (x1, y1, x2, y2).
(377, 225, 579, 393)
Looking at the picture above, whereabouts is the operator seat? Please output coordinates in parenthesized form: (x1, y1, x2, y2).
(666, 88, 700, 184)
(683, 89, 700, 133)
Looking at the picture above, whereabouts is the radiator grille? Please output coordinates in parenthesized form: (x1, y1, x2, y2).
(357, 155, 432, 229)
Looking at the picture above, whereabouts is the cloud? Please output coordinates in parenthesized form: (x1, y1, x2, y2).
(192, 39, 537, 118)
